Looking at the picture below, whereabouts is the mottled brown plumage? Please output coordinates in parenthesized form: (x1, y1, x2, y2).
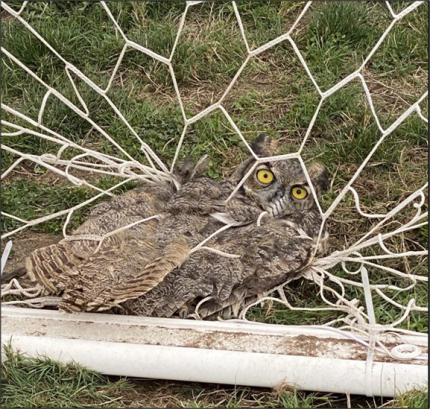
(18, 134, 329, 318)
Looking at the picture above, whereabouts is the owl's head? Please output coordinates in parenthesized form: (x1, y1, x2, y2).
(232, 134, 329, 217)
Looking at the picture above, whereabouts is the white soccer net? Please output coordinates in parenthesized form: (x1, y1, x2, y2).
(1, 1, 428, 355)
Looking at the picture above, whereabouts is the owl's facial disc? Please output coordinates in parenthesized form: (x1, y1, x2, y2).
(248, 164, 315, 217)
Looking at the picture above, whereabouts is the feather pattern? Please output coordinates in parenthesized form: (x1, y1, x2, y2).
(16, 134, 329, 318)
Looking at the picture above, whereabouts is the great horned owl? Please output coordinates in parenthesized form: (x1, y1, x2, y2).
(6, 134, 329, 319)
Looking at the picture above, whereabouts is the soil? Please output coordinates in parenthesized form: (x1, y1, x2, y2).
(1, 232, 62, 274)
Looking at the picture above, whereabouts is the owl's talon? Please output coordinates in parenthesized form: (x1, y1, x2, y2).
(220, 306, 232, 320)
(178, 307, 188, 319)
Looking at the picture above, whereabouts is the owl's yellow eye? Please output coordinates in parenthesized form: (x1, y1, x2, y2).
(291, 186, 308, 200)
(256, 169, 274, 184)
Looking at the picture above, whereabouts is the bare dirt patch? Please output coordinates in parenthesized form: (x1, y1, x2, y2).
(178, 67, 290, 117)
(1, 8, 12, 21)
(1, 232, 62, 274)
(362, 67, 428, 120)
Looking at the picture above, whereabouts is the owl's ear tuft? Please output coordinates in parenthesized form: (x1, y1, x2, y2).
(251, 133, 277, 156)
(251, 133, 268, 150)
(308, 162, 329, 193)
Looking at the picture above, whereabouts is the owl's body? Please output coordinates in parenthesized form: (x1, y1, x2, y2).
(14, 135, 329, 319)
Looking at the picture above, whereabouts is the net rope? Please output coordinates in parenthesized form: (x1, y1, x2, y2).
(1, 1, 428, 352)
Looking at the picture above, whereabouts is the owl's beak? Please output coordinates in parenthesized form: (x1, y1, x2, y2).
(271, 190, 284, 202)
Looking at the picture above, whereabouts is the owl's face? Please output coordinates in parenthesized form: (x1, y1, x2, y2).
(233, 134, 328, 217)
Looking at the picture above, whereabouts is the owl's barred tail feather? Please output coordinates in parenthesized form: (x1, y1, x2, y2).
(58, 238, 191, 313)
(26, 241, 95, 293)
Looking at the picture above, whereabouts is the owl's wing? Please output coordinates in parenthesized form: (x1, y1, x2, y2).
(166, 179, 225, 215)
(58, 236, 190, 313)
(26, 239, 98, 293)
(20, 179, 173, 291)
(119, 219, 315, 319)
(198, 233, 312, 318)
(192, 220, 315, 318)
(117, 246, 240, 318)
(90, 180, 174, 215)
(25, 211, 160, 290)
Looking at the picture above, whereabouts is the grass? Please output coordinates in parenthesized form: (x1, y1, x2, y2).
(1, 345, 131, 408)
(1, 176, 138, 234)
(1, 1, 428, 408)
